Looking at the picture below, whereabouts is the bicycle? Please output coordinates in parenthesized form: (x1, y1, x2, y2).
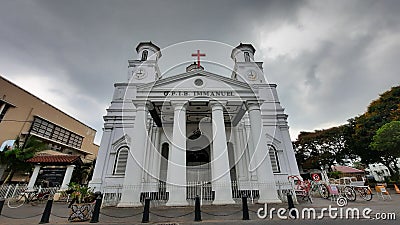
(348, 185, 373, 201)
(338, 185, 357, 201)
(7, 189, 51, 208)
(309, 180, 330, 199)
(315, 182, 356, 201)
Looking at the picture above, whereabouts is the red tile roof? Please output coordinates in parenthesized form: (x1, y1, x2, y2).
(26, 155, 82, 165)
(332, 165, 364, 173)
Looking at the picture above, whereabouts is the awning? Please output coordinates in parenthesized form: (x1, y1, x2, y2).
(26, 155, 83, 166)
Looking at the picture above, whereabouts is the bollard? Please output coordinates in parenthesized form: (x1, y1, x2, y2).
(39, 199, 53, 224)
(0, 198, 4, 216)
(242, 196, 249, 220)
(287, 193, 297, 219)
(90, 192, 103, 223)
(194, 195, 201, 221)
(142, 198, 150, 223)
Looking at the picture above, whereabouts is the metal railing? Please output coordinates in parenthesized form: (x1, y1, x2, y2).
(0, 184, 60, 199)
(100, 180, 295, 207)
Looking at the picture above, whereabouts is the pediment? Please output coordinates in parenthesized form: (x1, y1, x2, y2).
(112, 134, 131, 150)
(266, 133, 282, 146)
(138, 70, 252, 92)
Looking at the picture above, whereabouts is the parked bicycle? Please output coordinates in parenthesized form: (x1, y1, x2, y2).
(7, 189, 51, 208)
(337, 177, 373, 201)
(351, 185, 373, 201)
(317, 177, 372, 201)
(309, 180, 330, 199)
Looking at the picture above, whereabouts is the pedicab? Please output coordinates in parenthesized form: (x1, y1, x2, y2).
(288, 175, 313, 203)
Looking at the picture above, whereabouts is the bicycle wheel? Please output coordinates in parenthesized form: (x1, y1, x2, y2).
(30, 199, 39, 206)
(343, 186, 356, 201)
(7, 194, 25, 208)
(307, 193, 313, 203)
(37, 193, 50, 204)
(318, 184, 329, 199)
(359, 187, 373, 201)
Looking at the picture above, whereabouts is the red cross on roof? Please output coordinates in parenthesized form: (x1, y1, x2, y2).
(191, 50, 206, 68)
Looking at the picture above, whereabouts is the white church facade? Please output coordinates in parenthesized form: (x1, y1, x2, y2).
(89, 42, 300, 207)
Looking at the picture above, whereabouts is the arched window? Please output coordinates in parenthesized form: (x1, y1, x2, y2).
(244, 52, 250, 62)
(268, 145, 280, 173)
(141, 50, 148, 61)
(114, 147, 129, 175)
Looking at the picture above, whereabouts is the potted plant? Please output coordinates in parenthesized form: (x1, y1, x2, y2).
(66, 183, 95, 222)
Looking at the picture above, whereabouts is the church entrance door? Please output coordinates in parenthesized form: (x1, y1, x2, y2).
(186, 145, 211, 183)
(186, 130, 212, 183)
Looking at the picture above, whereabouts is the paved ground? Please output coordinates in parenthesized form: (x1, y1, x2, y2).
(0, 190, 399, 224)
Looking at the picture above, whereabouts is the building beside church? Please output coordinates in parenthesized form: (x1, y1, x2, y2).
(0, 76, 99, 184)
(89, 42, 300, 206)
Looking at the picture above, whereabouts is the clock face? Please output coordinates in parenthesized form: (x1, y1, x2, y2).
(133, 68, 147, 80)
(247, 70, 258, 81)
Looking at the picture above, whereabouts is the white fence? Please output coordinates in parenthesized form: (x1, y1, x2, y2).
(0, 184, 60, 199)
(101, 180, 295, 207)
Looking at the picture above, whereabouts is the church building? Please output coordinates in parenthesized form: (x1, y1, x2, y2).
(89, 42, 300, 207)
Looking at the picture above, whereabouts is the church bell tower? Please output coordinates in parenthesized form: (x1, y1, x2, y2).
(231, 43, 266, 84)
(127, 41, 162, 83)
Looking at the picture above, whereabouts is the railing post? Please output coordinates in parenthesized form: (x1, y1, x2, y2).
(0, 198, 4, 216)
(39, 198, 53, 224)
(287, 193, 297, 219)
(5, 185, 11, 198)
(242, 196, 249, 220)
(90, 192, 103, 223)
(194, 195, 201, 221)
(142, 198, 150, 223)
(11, 184, 18, 198)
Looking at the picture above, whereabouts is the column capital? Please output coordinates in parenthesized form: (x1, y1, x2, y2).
(246, 101, 261, 111)
(147, 101, 155, 110)
(132, 100, 149, 111)
(210, 100, 227, 111)
(171, 101, 188, 111)
(104, 125, 114, 131)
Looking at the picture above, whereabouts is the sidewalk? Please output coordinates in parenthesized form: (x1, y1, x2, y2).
(0, 191, 398, 224)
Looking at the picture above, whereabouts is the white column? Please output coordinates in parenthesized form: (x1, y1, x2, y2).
(233, 125, 246, 181)
(280, 126, 300, 176)
(166, 102, 188, 206)
(149, 127, 161, 183)
(247, 102, 281, 203)
(89, 127, 113, 191)
(118, 102, 148, 207)
(244, 120, 257, 180)
(143, 122, 153, 183)
(154, 128, 162, 182)
(27, 165, 41, 190)
(61, 165, 76, 190)
(239, 122, 251, 183)
(210, 102, 235, 205)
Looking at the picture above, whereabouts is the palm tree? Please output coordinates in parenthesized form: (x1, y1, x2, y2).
(1, 136, 48, 184)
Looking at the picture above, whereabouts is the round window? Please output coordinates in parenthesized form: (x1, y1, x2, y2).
(194, 79, 203, 86)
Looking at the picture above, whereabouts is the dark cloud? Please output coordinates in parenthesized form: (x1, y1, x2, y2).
(262, 0, 400, 137)
(1, 0, 399, 143)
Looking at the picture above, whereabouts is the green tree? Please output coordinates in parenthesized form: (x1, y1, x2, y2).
(370, 121, 400, 181)
(352, 86, 400, 165)
(0, 136, 48, 184)
(294, 125, 353, 170)
(293, 86, 400, 175)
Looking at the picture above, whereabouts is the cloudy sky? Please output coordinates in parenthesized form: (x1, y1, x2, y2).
(1, 0, 399, 144)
